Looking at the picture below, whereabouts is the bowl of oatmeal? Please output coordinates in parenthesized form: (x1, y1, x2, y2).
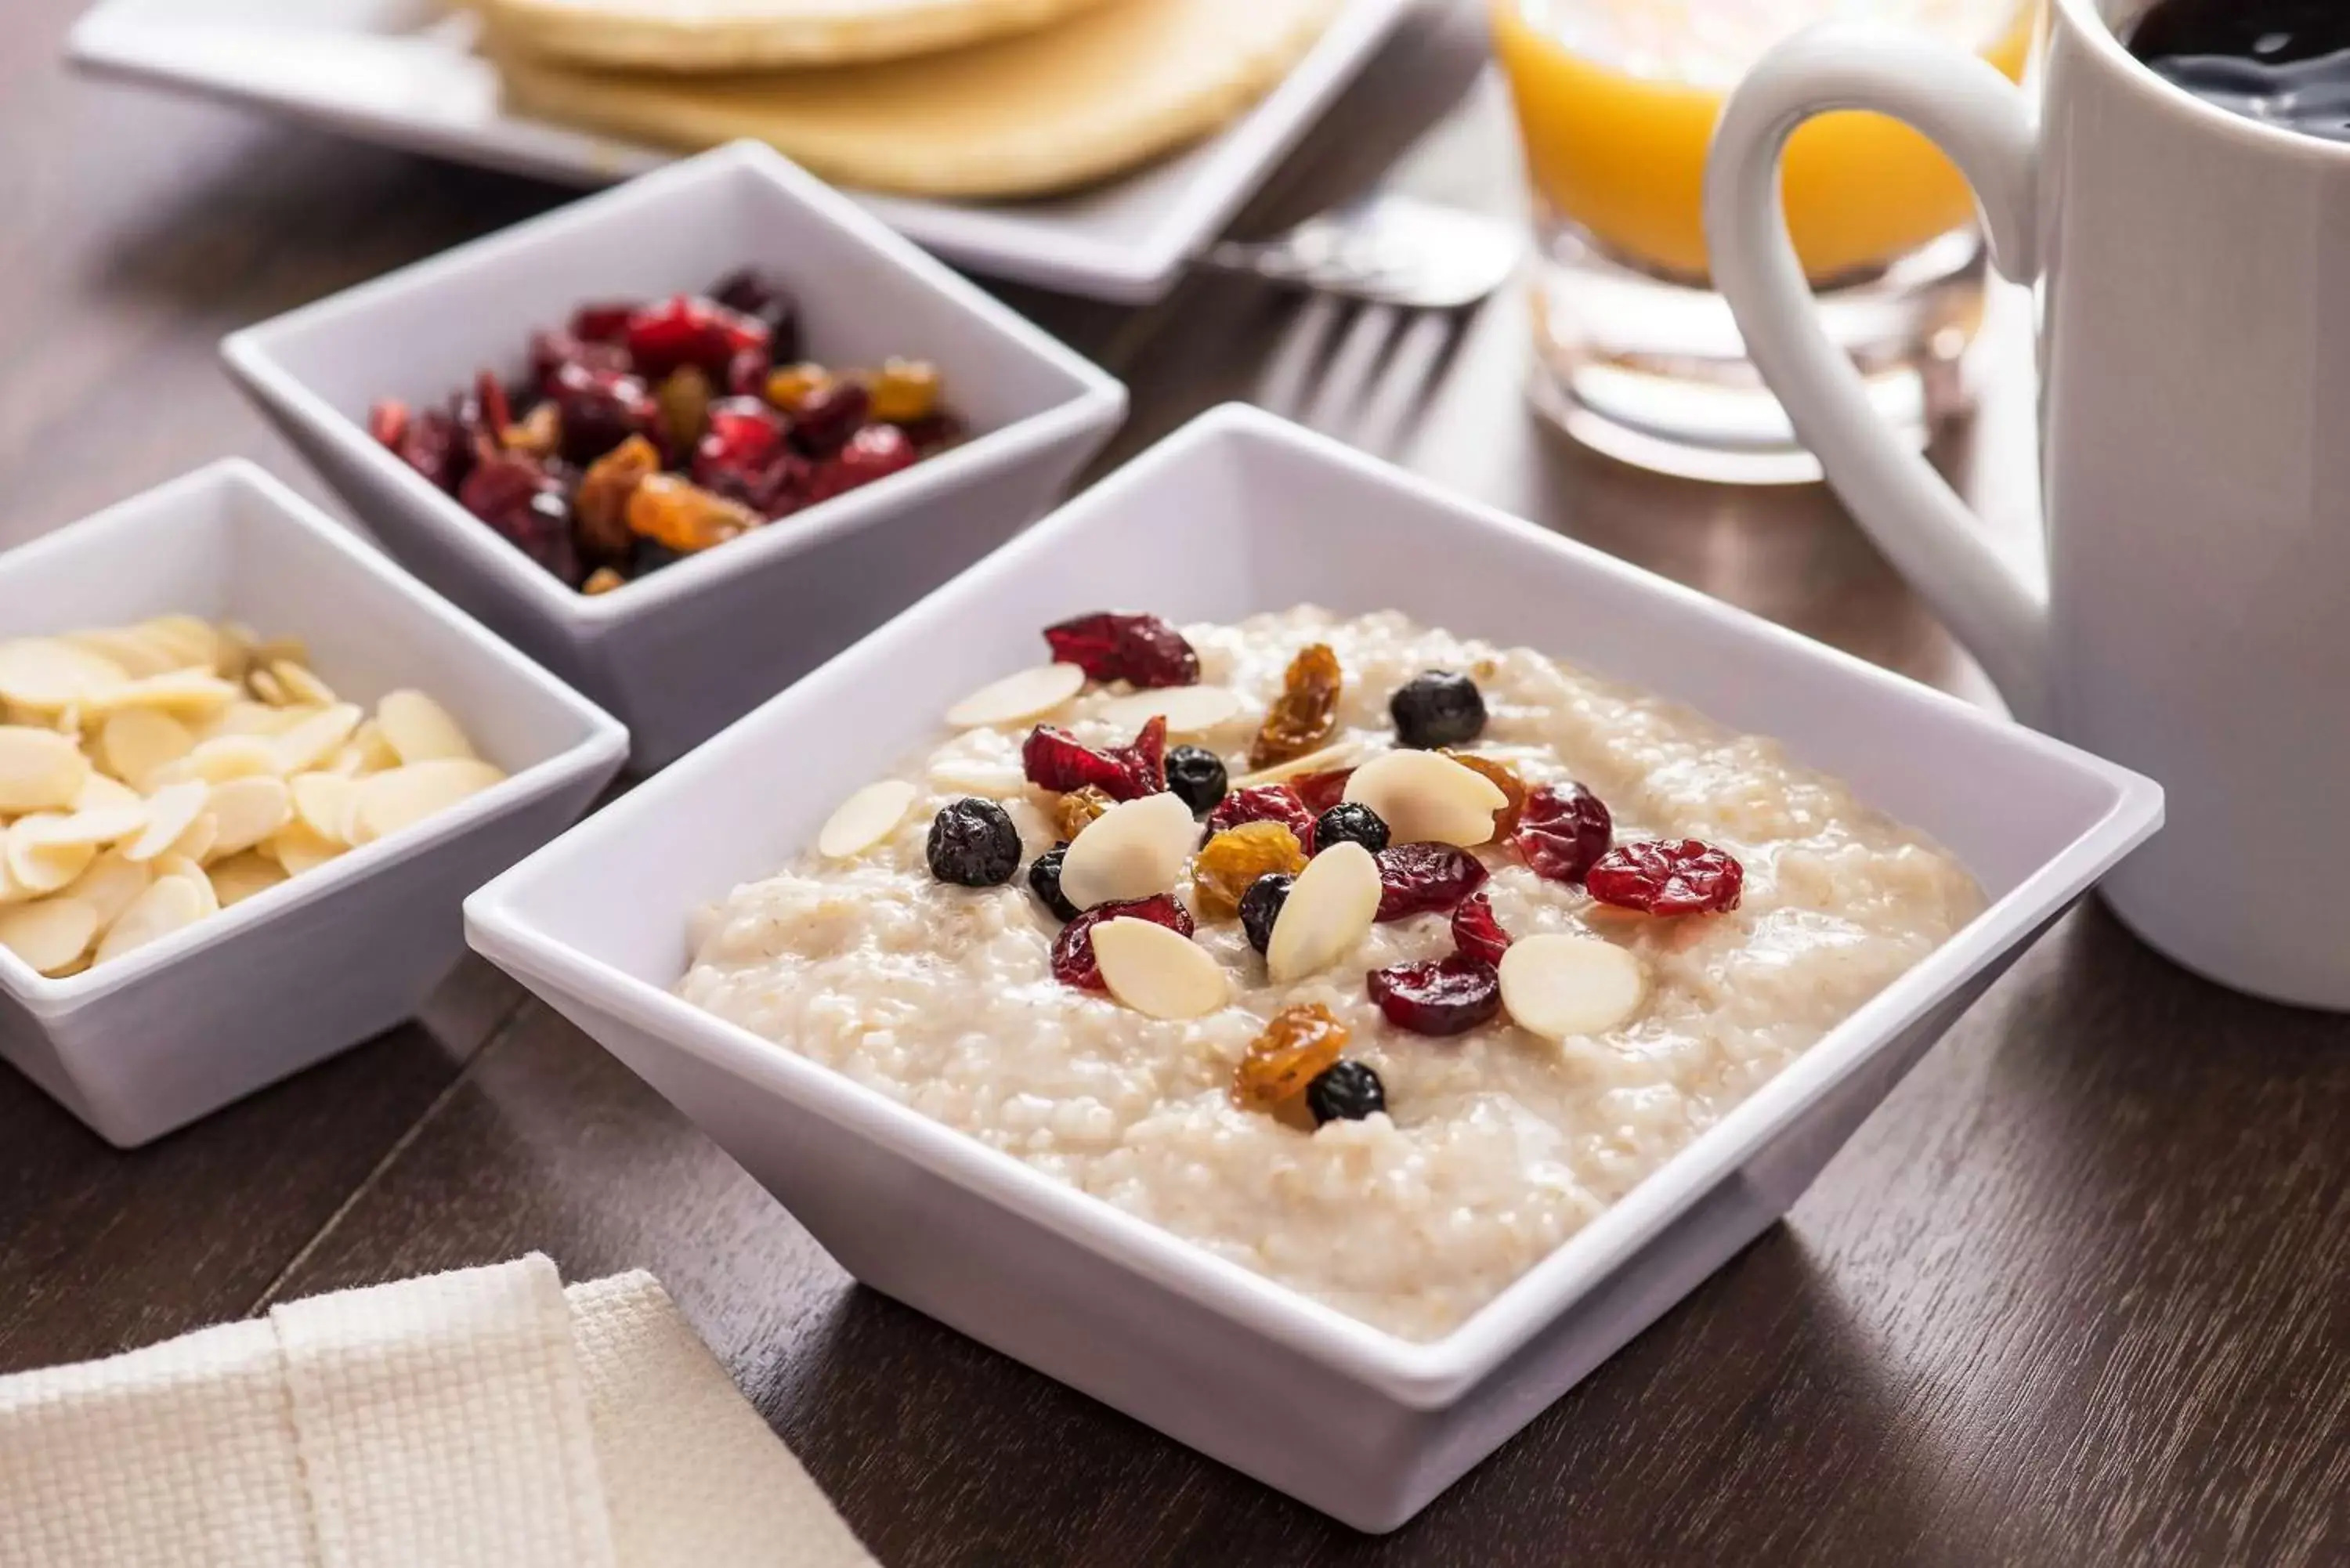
(466, 406, 2160, 1531)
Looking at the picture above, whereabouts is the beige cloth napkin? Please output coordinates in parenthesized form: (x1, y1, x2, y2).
(0, 1255, 877, 1568)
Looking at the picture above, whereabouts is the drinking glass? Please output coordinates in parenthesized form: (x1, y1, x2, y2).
(1491, 0, 2038, 482)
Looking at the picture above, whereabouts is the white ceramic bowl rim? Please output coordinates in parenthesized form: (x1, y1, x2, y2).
(0, 460, 626, 1010)
(221, 141, 1126, 633)
(468, 404, 2160, 1406)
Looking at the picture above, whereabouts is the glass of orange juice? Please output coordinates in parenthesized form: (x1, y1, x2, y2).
(1491, 0, 2037, 482)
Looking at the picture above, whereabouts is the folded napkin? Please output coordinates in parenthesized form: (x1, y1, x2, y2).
(0, 1255, 877, 1568)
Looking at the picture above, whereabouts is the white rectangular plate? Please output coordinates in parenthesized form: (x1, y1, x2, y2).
(67, 0, 1419, 303)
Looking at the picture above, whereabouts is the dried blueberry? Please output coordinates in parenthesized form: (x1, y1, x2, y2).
(1165, 745, 1228, 817)
(926, 797, 1021, 887)
(1028, 844, 1080, 922)
(1305, 1060, 1386, 1125)
(1312, 802, 1390, 856)
(1238, 873, 1293, 955)
(1390, 670, 1487, 749)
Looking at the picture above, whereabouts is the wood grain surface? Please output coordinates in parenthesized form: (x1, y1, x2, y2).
(2, 2, 2345, 1563)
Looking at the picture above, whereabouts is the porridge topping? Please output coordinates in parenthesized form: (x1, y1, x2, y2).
(682, 606, 1985, 1340)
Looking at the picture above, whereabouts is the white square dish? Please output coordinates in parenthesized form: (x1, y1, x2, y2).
(0, 461, 627, 1149)
(464, 406, 2161, 1530)
(224, 139, 1126, 771)
(68, 0, 1419, 303)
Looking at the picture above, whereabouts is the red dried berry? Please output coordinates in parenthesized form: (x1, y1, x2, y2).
(1587, 840, 1744, 916)
(1203, 783, 1317, 851)
(692, 396, 787, 486)
(790, 379, 873, 456)
(624, 294, 769, 382)
(1513, 782, 1614, 884)
(710, 268, 801, 364)
(805, 423, 916, 504)
(570, 302, 638, 343)
(390, 406, 470, 493)
(1042, 612, 1201, 688)
(1021, 716, 1168, 801)
(725, 347, 772, 397)
(548, 361, 660, 465)
(532, 327, 631, 388)
(1450, 891, 1512, 966)
(1374, 842, 1489, 923)
(473, 368, 514, 439)
(369, 399, 409, 450)
(1291, 768, 1355, 815)
(1367, 955, 1502, 1036)
(458, 450, 580, 585)
(1050, 894, 1196, 990)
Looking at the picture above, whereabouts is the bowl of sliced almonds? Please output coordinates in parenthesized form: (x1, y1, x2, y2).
(0, 460, 625, 1147)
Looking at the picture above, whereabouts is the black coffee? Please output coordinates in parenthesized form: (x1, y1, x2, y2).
(2127, 0, 2350, 143)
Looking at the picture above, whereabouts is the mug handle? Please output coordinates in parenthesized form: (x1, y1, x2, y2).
(1705, 27, 2050, 724)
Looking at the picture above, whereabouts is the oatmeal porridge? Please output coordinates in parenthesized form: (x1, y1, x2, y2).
(678, 607, 1984, 1340)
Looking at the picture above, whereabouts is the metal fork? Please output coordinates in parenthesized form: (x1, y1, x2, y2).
(1197, 194, 1521, 310)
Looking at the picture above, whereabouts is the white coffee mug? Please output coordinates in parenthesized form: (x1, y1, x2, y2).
(1705, 0, 2350, 1010)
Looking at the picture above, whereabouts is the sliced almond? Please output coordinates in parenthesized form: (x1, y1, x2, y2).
(202, 699, 303, 739)
(136, 615, 222, 670)
(1343, 750, 1508, 847)
(272, 703, 363, 775)
(151, 852, 222, 916)
(1266, 840, 1383, 984)
(66, 851, 151, 930)
(204, 775, 293, 860)
(208, 851, 288, 909)
(248, 666, 289, 706)
(1232, 738, 1370, 789)
(0, 639, 130, 711)
(33, 804, 148, 851)
(1094, 685, 1243, 736)
(0, 854, 28, 907)
(927, 758, 1025, 797)
(351, 757, 504, 844)
(1498, 934, 1647, 1040)
(98, 706, 194, 791)
(945, 663, 1086, 728)
(1090, 918, 1231, 1021)
(818, 779, 918, 858)
(170, 812, 220, 865)
(86, 668, 240, 721)
(181, 735, 285, 784)
(5, 820, 98, 895)
(0, 726, 92, 813)
(290, 771, 358, 845)
(0, 897, 100, 976)
(338, 720, 403, 776)
(269, 818, 348, 876)
(64, 627, 180, 680)
(375, 688, 475, 765)
(92, 874, 208, 965)
(125, 780, 208, 862)
(74, 771, 146, 815)
(1057, 792, 1196, 912)
(273, 659, 336, 707)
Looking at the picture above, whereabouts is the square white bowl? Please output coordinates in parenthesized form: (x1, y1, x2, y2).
(464, 407, 2163, 1531)
(0, 461, 627, 1149)
(224, 139, 1127, 771)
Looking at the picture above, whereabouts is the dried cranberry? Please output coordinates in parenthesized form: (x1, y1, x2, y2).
(624, 294, 768, 382)
(1587, 840, 1744, 916)
(458, 450, 580, 585)
(790, 379, 872, 455)
(570, 302, 637, 343)
(1203, 784, 1316, 850)
(1050, 894, 1195, 990)
(1449, 891, 1512, 966)
(390, 406, 470, 493)
(1042, 612, 1201, 688)
(1374, 842, 1489, 922)
(1513, 782, 1614, 884)
(725, 347, 772, 398)
(532, 327, 630, 388)
(369, 399, 409, 449)
(1367, 955, 1502, 1036)
(1291, 768, 1354, 815)
(548, 361, 659, 465)
(895, 411, 966, 456)
(805, 424, 916, 504)
(473, 368, 513, 439)
(692, 397, 787, 482)
(710, 268, 801, 364)
(1021, 715, 1167, 801)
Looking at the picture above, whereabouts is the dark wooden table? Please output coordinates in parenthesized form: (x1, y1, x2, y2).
(5, 4, 2346, 1563)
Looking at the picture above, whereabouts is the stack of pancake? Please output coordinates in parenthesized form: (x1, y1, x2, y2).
(477, 0, 1343, 198)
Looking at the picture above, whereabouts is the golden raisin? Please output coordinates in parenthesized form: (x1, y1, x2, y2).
(1192, 821, 1307, 919)
(575, 435, 660, 564)
(1249, 643, 1342, 769)
(625, 472, 758, 554)
(867, 358, 942, 423)
(1234, 1003, 1350, 1110)
(1051, 786, 1115, 840)
(656, 364, 713, 455)
(582, 566, 627, 595)
(1443, 750, 1528, 836)
(499, 403, 561, 460)
(764, 362, 833, 414)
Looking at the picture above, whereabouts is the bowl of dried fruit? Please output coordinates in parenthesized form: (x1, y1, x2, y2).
(464, 406, 2160, 1530)
(223, 139, 1126, 771)
(0, 461, 625, 1148)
